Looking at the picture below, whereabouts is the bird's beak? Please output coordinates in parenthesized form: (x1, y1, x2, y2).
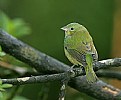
(61, 26, 67, 31)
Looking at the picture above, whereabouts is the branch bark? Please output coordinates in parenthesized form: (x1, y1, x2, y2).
(2, 73, 68, 85)
(0, 29, 121, 99)
(97, 70, 121, 80)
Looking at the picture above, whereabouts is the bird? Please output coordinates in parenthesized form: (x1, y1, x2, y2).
(61, 23, 98, 83)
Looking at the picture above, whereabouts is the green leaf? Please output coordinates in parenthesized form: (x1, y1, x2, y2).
(12, 18, 31, 37)
(13, 95, 29, 100)
(0, 10, 31, 38)
(0, 88, 5, 92)
(0, 52, 6, 57)
(0, 80, 2, 85)
(0, 46, 6, 57)
(0, 92, 3, 99)
(1, 84, 13, 88)
(0, 46, 2, 52)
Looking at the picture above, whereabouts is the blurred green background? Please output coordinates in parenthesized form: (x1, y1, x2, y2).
(0, 0, 120, 100)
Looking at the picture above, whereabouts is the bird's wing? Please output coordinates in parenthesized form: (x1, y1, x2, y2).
(65, 41, 98, 65)
(80, 41, 98, 61)
(65, 47, 86, 65)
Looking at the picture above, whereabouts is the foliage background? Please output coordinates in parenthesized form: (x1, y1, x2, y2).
(0, 0, 120, 100)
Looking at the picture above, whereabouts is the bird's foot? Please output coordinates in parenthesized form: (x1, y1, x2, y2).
(71, 65, 76, 69)
(68, 65, 76, 78)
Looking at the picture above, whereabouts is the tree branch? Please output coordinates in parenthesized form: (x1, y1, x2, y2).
(0, 29, 121, 99)
(0, 29, 69, 73)
(95, 58, 121, 70)
(97, 70, 121, 80)
(69, 76, 121, 100)
(1, 73, 68, 85)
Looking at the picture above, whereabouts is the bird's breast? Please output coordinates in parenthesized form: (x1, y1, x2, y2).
(64, 35, 81, 49)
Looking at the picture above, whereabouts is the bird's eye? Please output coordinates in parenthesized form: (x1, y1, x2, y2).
(70, 27, 74, 31)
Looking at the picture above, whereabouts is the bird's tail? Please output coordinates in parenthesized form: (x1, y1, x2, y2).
(84, 65, 98, 83)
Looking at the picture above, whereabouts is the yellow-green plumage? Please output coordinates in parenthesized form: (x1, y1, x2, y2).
(61, 23, 98, 83)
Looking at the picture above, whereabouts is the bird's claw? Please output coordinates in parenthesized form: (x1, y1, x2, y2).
(68, 65, 76, 78)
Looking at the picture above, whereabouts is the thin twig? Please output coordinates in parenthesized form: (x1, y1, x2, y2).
(0, 61, 29, 75)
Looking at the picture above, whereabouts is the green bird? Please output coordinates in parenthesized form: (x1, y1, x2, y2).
(61, 23, 98, 83)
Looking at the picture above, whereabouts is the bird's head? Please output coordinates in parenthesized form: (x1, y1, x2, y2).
(61, 23, 84, 36)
